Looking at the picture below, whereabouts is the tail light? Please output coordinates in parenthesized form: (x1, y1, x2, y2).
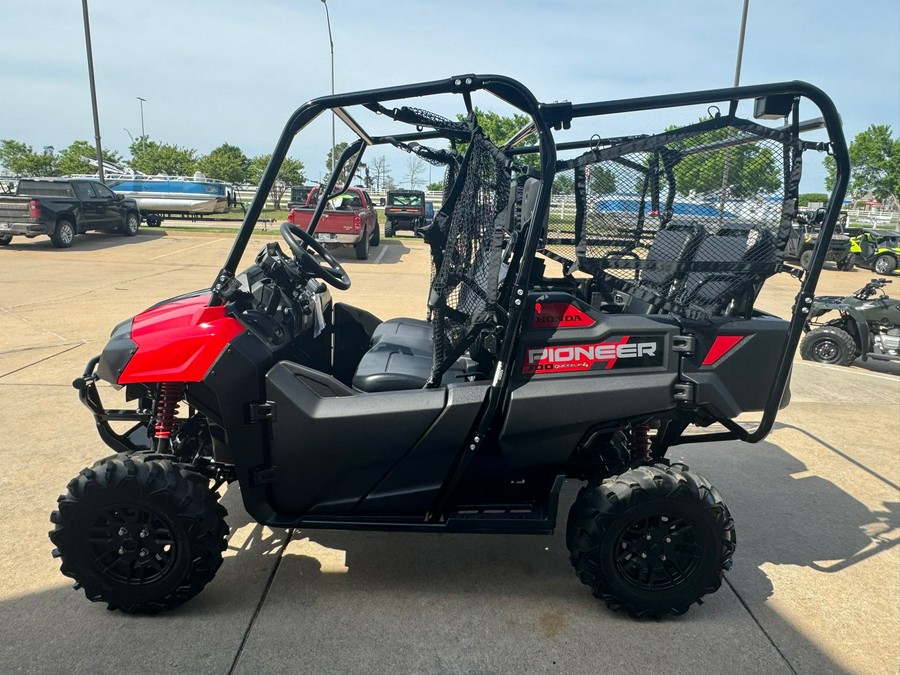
(288, 209, 296, 224)
(354, 214, 361, 228)
(29, 200, 40, 218)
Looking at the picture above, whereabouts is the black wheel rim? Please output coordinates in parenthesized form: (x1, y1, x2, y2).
(87, 504, 177, 585)
(813, 338, 840, 363)
(614, 513, 702, 590)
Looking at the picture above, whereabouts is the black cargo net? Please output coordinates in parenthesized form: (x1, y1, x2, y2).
(427, 131, 512, 384)
(544, 116, 801, 320)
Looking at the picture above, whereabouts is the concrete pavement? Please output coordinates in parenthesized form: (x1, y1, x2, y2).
(0, 229, 897, 674)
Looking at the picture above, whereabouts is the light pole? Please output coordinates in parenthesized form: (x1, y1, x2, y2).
(80, 0, 104, 182)
(137, 97, 146, 138)
(733, 0, 750, 87)
(320, 0, 335, 183)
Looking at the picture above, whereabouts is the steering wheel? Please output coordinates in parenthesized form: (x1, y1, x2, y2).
(280, 221, 351, 290)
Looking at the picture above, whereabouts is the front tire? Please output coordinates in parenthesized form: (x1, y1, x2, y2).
(874, 254, 897, 275)
(799, 325, 858, 365)
(370, 221, 380, 247)
(50, 219, 76, 248)
(0, 234, 11, 246)
(837, 254, 855, 271)
(123, 212, 140, 237)
(566, 463, 735, 618)
(49, 456, 228, 613)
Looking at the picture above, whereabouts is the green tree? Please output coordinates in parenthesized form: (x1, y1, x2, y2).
(129, 137, 197, 175)
(455, 107, 539, 170)
(426, 181, 443, 192)
(326, 142, 363, 185)
(589, 166, 616, 194)
(0, 139, 56, 176)
(248, 154, 306, 209)
(826, 124, 899, 202)
(666, 120, 780, 197)
(552, 173, 574, 195)
(197, 143, 250, 184)
(55, 140, 121, 176)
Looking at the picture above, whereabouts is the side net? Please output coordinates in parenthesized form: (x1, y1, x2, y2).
(544, 116, 801, 320)
(428, 131, 512, 383)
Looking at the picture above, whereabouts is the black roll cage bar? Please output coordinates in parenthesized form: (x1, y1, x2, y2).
(210, 74, 849, 450)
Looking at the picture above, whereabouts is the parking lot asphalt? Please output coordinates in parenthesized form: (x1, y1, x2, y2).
(0, 229, 897, 675)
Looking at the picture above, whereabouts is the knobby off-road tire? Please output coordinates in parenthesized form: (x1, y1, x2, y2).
(385, 219, 395, 238)
(800, 325, 858, 366)
(49, 455, 228, 613)
(837, 254, 856, 271)
(799, 249, 814, 270)
(50, 219, 76, 248)
(566, 463, 736, 618)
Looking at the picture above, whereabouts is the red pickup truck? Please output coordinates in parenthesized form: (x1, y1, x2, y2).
(287, 186, 379, 260)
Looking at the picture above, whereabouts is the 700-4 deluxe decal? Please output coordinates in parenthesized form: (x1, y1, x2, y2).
(522, 335, 666, 375)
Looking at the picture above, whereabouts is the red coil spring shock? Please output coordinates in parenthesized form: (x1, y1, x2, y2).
(154, 382, 185, 440)
(632, 423, 653, 463)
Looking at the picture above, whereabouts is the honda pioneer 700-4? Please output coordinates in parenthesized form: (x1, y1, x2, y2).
(50, 75, 849, 618)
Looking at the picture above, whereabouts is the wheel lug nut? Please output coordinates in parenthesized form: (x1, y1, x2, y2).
(139, 549, 148, 557)
(139, 528, 149, 539)
(660, 554, 667, 561)
(664, 536, 671, 543)
(644, 533, 652, 540)
(640, 552, 647, 558)
(118, 527, 127, 536)
(118, 546, 125, 554)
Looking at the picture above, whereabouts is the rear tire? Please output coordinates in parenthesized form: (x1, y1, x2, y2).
(355, 230, 370, 260)
(123, 212, 140, 237)
(49, 456, 228, 613)
(385, 220, 395, 238)
(0, 234, 11, 246)
(800, 325, 858, 366)
(146, 216, 162, 228)
(799, 249, 814, 270)
(874, 254, 896, 275)
(50, 219, 76, 248)
(566, 463, 735, 618)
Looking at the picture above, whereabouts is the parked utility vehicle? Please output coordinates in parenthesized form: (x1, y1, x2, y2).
(384, 189, 426, 236)
(848, 229, 900, 275)
(50, 75, 849, 617)
(800, 278, 900, 365)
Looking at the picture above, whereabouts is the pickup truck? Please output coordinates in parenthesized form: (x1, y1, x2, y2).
(0, 178, 141, 248)
(287, 185, 379, 260)
(384, 189, 426, 236)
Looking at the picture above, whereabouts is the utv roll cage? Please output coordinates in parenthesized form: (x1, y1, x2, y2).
(211, 74, 849, 451)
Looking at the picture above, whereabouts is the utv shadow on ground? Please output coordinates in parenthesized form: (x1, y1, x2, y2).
(215, 436, 888, 674)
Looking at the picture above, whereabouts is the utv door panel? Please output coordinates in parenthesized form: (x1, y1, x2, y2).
(356, 382, 489, 514)
(265, 361, 446, 515)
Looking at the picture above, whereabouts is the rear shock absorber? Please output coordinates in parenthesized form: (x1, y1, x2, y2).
(154, 382, 185, 452)
(632, 423, 653, 464)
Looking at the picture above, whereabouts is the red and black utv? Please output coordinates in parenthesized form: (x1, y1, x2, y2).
(51, 75, 849, 617)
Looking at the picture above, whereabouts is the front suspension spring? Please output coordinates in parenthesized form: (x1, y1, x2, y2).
(154, 382, 185, 440)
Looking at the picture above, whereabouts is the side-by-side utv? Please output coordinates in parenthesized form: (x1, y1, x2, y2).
(50, 75, 849, 617)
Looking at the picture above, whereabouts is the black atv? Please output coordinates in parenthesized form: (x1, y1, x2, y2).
(384, 189, 426, 236)
(785, 208, 854, 270)
(800, 278, 900, 365)
(50, 76, 849, 618)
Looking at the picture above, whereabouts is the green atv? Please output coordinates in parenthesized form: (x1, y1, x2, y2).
(800, 278, 900, 365)
(848, 229, 900, 275)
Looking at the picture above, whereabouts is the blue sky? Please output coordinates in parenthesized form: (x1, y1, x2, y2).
(2, 0, 898, 191)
